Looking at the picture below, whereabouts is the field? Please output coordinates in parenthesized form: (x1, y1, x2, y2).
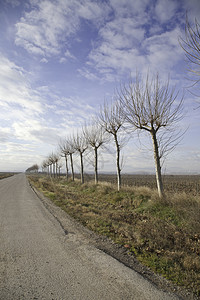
(0, 172, 16, 180)
(74, 173, 200, 195)
(28, 173, 200, 298)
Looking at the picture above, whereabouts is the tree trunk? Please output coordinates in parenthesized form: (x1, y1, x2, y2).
(151, 130, 164, 198)
(55, 162, 58, 178)
(70, 153, 74, 181)
(114, 134, 121, 191)
(65, 154, 69, 180)
(80, 152, 84, 184)
(53, 163, 55, 178)
(94, 147, 98, 184)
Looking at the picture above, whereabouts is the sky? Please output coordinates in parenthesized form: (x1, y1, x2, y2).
(0, 0, 199, 174)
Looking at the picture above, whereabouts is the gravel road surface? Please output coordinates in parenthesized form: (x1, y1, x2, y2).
(0, 174, 182, 299)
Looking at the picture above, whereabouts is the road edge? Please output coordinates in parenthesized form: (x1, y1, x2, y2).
(27, 178, 198, 300)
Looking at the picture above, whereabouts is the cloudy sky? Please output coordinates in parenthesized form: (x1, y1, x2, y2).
(0, 0, 199, 174)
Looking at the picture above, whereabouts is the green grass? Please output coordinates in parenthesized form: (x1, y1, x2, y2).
(28, 174, 200, 297)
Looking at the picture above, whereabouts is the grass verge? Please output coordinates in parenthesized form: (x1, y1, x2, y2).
(28, 174, 200, 297)
(0, 172, 16, 180)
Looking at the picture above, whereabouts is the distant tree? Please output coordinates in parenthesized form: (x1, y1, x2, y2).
(47, 156, 53, 177)
(119, 73, 184, 198)
(99, 100, 126, 191)
(57, 161, 63, 178)
(41, 160, 47, 174)
(83, 121, 107, 184)
(72, 132, 88, 184)
(66, 135, 76, 181)
(48, 153, 60, 178)
(48, 154, 55, 178)
(54, 153, 60, 178)
(59, 139, 70, 180)
(26, 164, 39, 173)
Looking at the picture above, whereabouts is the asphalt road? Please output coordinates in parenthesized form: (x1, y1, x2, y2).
(0, 174, 180, 300)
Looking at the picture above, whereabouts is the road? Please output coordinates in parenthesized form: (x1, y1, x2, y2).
(0, 174, 180, 300)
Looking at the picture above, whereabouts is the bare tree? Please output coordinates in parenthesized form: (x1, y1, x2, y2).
(180, 15, 200, 105)
(26, 164, 39, 173)
(47, 155, 53, 177)
(57, 161, 63, 178)
(59, 139, 70, 180)
(72, 132, 88, 184)
(180, 15, 200, 76)
(99, 100, 126, 191)
(46, 158, 52, 176)
(83, 121, 107, 184)
(67, 135, 76, 181)
(120, 73, 184, 198)
(41, 160, 48, 174)
(48, 152, 60, 178)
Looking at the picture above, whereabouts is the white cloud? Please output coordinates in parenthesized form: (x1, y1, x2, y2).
(59, 49, 76, 63)
(88, 43, 146, 80)
(155, 0, 179, 23)
(0, 54, 43, 115)
(40, 58, 48, 63)
(56, 96, 95, 128)
(109, 0, 149, 18)
(64, 49, 75, 59)
(78, 68, 99, 81)
(143, 27, 184, 72)
(5, 0, 20, 7)
(59, 57, 67, 64)
(15, 0, 110, 58)
(0, 127, 13, 143)
(15, 0, 79, 56)
(77, 1, 110, 23)
(98, 17, 145, 49)
(83, 1, 186, 81)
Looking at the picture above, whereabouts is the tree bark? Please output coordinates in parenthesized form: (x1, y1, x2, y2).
(80, 152, 84, 184)
(50, 165, 52, 177)
(114, 134, 121, 191)
(55, 162, 58, 178)
(151, 130, 164, 198)
(53, 163, 56, 178)
(65, 154, 69, 180)
(94, 147, 98, 184)
(70, 153, 74, 181)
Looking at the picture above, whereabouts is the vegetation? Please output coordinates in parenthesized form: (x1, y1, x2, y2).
(119, 73, 184, 198)
(180, 16, 200, 86)
(99, 100, 126, 191)
(26, 164, 39, 173)
(38, 72, 184, 198)
(0, 172, 16, 180)
(28, 174, 200, 297)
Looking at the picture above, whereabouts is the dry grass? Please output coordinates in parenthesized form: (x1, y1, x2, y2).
(28, 174, 200, 297)
(0, 172, 16, 180)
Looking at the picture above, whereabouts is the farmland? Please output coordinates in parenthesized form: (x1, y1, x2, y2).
(74, 173, 200, 196)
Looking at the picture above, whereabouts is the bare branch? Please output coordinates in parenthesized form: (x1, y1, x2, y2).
(83, 120, 108, 184)
(179, 14, 200, 104)
(99, 99, 126, 190)
(120, 72, 185, 198)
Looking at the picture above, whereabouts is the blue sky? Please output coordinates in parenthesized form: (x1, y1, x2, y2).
(0, 0, 199, 174)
